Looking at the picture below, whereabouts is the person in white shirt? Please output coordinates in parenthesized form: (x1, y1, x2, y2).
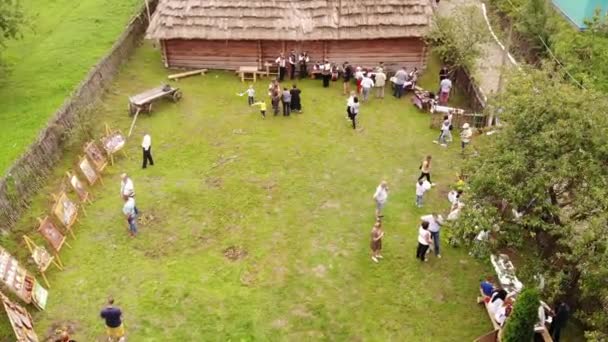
(322, 60, 332, 88)
(288, 50, 297, 80)
(374, 70, 386, 99)
(349, 97, 360, 130)
(298, 52, 309, 79)
(439, 77, 453, 105)
(141, 133, 153, 168)
(421, 213, 444, 258)
(120, 173, 139, 215)
(416, 221, 432, 262)
(122, 197, 138, 237)
(355, 67, 364, 94)
(360, 74, 374, 102)
(120, 173, 135, 200)
(415, 179, 431, 208)
(276, 53, 287, 82)
(346, 90, 356, 119)
(372, 180, 389, 217)
(240, 84, 256, 106)
(460, 122, 473, 151)
(434, 115, 451, 147)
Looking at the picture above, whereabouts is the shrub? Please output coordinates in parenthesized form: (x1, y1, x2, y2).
(502, 288, 540, 342)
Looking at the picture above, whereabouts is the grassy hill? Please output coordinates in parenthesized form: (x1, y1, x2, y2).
(0, 0, 142, 174)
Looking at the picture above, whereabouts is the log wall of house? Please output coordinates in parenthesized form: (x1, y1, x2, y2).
(163, 38, 426, 72)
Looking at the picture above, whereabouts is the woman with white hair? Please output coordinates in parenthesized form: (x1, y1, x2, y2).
(460, 123, 473, 151)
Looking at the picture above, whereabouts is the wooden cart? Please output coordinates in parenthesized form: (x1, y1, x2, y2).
(128, 84, 182, 115)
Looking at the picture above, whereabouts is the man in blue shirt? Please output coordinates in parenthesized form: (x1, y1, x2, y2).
(100, 297, 124, 341)
(480, 277, 495, 297)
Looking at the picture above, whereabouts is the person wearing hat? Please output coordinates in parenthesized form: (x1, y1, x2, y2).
(460, 123, 473, 152)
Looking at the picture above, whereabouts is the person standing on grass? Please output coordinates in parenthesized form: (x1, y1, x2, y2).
(360, 73, 374, 102)
(288, 50, 297, 80)
(370, 221, 384, 263)
(100, 297, 125, 342)
(439, 76, 452, 105)
(393, 66, 407, 98)
(439, 65, 449, 82)
(374, 69, 386, 99)
(281, 87, 291, 116)
(271, 90, 281, 116)
(276, 53, 287, 82)
(298, 51, 309, 79)
(322, 59, 331, 88)
(123, 196, 138, 237)
(243, 84, 256, 106)
(434, 115, 451, 147)
(417, 155, 434, 185)
(141, 132, 154, 169)
(290, 84, 302, 113)
(421, 213, 444, 258)
(460, 122, 473, 152)
(355, 67, 364, 94)
(348, 96, 360, 129)
(372, 180, 389, 217)
(251, 100, 267, 119)
(416, 221, 432, 262)
(346, 90, 356, 119)
(342, 62, 353, 95)
(119, 173, 138, 213)
(415, 179, 430, 208)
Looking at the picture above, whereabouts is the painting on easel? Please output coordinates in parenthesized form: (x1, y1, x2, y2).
(37, 217, 70, 252)
(78, 156, 100, 186)
(84, 141, 107, 172)
(67, 171, 89, 202)
(52, 192, 78, 231)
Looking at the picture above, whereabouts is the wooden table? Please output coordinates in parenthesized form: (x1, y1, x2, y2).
(238, 66, 259, 83)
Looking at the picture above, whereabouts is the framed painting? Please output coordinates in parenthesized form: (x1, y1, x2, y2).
(52, 192, 78, 231)
(84, 141, 107, 172)
(36, 217, 70, 252)
(66, 171, 89, 203)
(78, 156, 100, 186)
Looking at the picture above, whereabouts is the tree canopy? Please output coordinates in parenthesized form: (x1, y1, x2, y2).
(0, 0, 26, 46)
(452, 66, 608, 340)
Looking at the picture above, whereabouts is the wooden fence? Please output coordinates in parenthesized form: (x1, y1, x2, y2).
(0, 1, 158, 231)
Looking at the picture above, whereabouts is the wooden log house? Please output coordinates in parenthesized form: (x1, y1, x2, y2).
(146, 0, 433, 72)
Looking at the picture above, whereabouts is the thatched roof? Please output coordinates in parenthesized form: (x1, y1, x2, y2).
(147, 0, 433, 41)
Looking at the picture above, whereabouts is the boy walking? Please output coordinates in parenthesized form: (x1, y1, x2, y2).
(245, 85, 256, 106)
(281, 87, 291, 116)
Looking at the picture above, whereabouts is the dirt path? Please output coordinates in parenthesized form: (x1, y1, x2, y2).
(436, 0, 514, 101)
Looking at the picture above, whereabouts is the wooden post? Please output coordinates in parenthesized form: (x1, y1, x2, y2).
(257, 40, 262, 70)
(492, 23, 513, 127)
(145, 0, 151, 22)
(323, 41, 327, 61)
(161, 40, 169, 68)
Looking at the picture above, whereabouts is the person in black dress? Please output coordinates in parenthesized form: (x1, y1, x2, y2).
(342, 61, 353, 95)
(290, 85, 302, 113)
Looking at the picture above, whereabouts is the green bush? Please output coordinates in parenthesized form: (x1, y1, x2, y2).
(502, 288, 540, 342)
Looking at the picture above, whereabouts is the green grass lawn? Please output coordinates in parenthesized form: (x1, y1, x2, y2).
(0, 0, 143, 174)
(0, 44, 496, 341)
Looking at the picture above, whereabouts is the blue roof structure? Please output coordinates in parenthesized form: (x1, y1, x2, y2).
(552, 0, 608, 29)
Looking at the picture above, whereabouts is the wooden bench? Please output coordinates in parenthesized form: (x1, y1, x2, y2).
(237, 66, 259, 83)
(168, 69, 207, 81)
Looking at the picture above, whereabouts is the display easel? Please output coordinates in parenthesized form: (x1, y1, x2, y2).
(84, 141, 108, 172)
(52, 192, 80, 235)
(66, 171, 92, 204)
(101, 123, 128, 165)
(0, 292, 40, 341)
(23, 236, 63, 288)
(37, 217, 71, 261)
(78, 156, 103, 186)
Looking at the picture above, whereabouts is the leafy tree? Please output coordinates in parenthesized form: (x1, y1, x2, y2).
(424, 6, 490, 72)
(452, 66, 608, 338)
(514, 0, 550, 58)
(0, 0, 26, 47)
(502, 288, 540, 342)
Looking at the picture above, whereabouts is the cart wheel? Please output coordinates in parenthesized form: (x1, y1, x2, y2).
(128, 102, 136, 115)
(172, 90, 183, 102)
